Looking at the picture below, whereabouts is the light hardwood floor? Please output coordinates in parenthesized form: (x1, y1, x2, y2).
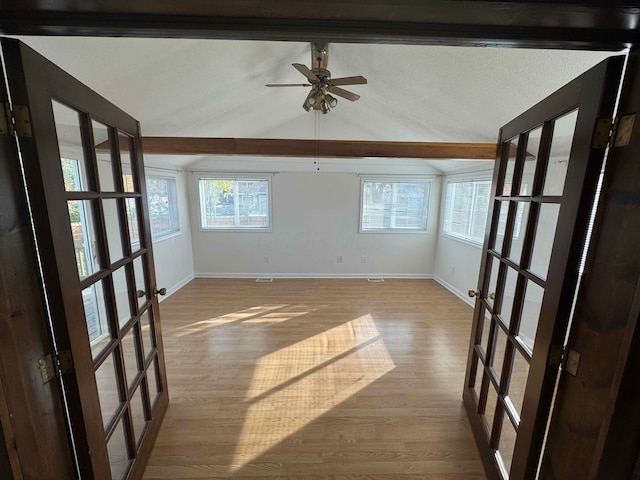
(143, 278, 486, 479)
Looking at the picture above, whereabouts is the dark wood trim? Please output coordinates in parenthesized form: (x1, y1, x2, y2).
(0, 2, 638, 49)
(125, 137, 499, 160)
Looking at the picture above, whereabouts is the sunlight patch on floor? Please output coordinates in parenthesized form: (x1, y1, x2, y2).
(172, 305, 289, 336)
(232, 315, 395, 470)
(244, 314, 380, 400)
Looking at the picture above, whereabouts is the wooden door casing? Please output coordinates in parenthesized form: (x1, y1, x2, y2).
(463, 56, 624, 480)
(1, 38, 169, 480)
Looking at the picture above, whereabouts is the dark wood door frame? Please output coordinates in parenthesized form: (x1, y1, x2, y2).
(1, 38, 170, 480)
(540, 49, 640, 480)
(0, 44, 76, 479)
(2, 3, 640, 480)
(0, 1, 638, 50)
(464, 55, 623, 480)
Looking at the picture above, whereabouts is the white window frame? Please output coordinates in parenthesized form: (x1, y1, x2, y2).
(359, 175, 433, 234)
(146, 173, 181, 242)
(198, 174, 273, 232)
(442, 177, 492, 246)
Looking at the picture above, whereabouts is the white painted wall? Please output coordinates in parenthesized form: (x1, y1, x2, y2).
(146, 168, 195, 300)
(434, 167, 494, 306)
(189, 171, 440, 277)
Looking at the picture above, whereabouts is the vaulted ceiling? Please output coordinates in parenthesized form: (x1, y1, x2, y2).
(16, 36, 618, 173)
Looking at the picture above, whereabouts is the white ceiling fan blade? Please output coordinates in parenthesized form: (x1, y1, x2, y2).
(328, 86, 360, 102)
(265, 83, 310, 87)
(328, 76, 368, 86)
(292, 63, 319, 82)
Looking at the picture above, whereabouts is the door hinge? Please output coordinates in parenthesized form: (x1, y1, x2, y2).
(38, 350, 74, 384)
(547, 345, 580, 376)
(592, 114, 635, 149)
(1, 102, 32, 137)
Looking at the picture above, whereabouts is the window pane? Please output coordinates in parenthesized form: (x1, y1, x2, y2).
(497, 414, 517, 475)
(82, 281, 112, 361)
(147, 176, 180, 239)
(96, 353, 121, 429)
(443, 180, 491, 244)
(119, 133, 136, 193)
(502, 136, 519, 196)
(94, 121, 116, 192)
(361, 180, 429, 232)
(103, 199, 124, 264)
(107, 418, 130, 480)
(200, 178, 270, 230)
(53, 101, 91, 192)
(125, 198, 141, 249)
(68, 200, 101, 279)
(544, 110, 578, 196)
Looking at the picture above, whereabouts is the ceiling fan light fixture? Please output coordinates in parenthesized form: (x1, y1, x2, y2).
(325, 94, 338, 108)
(320, 99, 331, 114)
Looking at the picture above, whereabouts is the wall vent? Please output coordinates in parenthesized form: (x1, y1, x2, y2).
(256, 278, 273, 283)
(367, 278, 385, 283)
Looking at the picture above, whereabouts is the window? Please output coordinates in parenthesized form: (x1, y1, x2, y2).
(146, 175, 180, 240)
(443, 180, 491, 244)
(199, 177, 271, 230)
(360, 178, 431, 232)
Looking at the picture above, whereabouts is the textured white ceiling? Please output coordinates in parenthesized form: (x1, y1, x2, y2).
(16, 37, 618, 173)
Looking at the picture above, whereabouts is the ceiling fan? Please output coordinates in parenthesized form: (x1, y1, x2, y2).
(266, 42, 367, 114)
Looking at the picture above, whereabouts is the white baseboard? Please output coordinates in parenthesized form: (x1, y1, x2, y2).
(194, 272, 434, 280)
(434, 275, 475, 307)
(158, 273, 195, 302)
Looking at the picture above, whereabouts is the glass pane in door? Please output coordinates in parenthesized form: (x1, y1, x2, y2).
(82, 281, 112, 360)
(53, 101, 91, 192)
(544, 110, 579, 196)
(94, 120, 116, 192)
(133, 256, 148, 309)
(103, 199, 124, 264)
(96, 353, 121, 429)
(498, 416, 517, 474)
(107, 419, 130, 480)
(119, 133, 136, 193)
(530, 204, 561, 281)
(68, 200, 101, 279)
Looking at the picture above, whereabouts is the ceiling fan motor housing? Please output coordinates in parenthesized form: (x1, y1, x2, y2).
(312, 68, 331, 84)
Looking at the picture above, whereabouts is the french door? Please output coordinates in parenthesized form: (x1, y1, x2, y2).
(463, 56, 624, 479)
(1, 38, 168, 479)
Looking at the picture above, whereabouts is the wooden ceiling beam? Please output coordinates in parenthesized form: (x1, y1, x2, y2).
(134, 137, 498, 160)
(0, 2, 635, 50)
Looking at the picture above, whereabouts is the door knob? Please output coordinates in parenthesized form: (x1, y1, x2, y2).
(136, 290, 145, 298)
(468, 289, 480, 298)
(153, 287, 166, 296)
(489, 292, 495, 300)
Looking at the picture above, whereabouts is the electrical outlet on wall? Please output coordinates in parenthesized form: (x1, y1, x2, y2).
(361, 255, 367, 263)
(337, 256, 343, 263)
(263, 256, 270, 264)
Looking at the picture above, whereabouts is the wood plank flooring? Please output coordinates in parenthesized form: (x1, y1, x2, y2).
(142, 278, 486, 479)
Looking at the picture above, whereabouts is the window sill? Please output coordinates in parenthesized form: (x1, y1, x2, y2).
(200, 227, 272, 233)
(359, 229, 430, 235)
(441, 232, 484, 248)
(152, 231, 182, 244)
